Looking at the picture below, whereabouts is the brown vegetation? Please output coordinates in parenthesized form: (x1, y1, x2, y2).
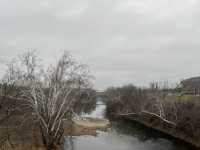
(0, 50, 94, 150)
(105, 83, 200, 148)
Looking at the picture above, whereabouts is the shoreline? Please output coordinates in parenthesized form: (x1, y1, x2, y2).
(111, 113, 200, 149)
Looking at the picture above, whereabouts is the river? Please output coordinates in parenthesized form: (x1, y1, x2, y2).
(64, 99, 197, 150)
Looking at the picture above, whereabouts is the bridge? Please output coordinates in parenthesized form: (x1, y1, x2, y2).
(95, 90, 109, 102)
(96, 91, 106, 96)
(96, 90, 109, 97)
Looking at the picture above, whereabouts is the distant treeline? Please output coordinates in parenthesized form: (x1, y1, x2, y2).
(105, 83, 200, 147)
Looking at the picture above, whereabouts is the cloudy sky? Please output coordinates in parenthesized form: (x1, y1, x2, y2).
(0, 0, 199, 89)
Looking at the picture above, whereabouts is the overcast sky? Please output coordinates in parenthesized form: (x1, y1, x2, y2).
(0, 0, 200, 89)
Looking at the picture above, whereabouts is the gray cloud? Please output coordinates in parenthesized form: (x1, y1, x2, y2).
(0, 0, 200, 89)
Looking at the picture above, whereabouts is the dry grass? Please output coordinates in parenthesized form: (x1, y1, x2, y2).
(0, 117, 110, 150)
(63, 118, 110, 136)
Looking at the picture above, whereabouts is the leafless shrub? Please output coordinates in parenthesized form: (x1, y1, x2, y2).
(19, 51, 92, 149)
(105, 84, 147, 115)
(1, 50, 93, 149)
(0, 59, 24, 150)
(105, 82, 200, 138)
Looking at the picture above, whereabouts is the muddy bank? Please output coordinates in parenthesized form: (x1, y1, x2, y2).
(64, 117, 110, 136)
(112, 113, 200, 149)
(0, 117, 110, 150)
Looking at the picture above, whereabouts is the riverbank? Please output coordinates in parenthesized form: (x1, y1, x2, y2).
(111, 113, 200, 149)
(64, 117, 110, 136)
(0, 117, 110, 150)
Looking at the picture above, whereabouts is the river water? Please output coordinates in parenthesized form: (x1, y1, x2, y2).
(64, 100, 197, 150)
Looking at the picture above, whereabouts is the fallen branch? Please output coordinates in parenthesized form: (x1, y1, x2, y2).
(114, 111, 176, 127)
(114, 112, 137, 116)
(141, 110, 176, 126)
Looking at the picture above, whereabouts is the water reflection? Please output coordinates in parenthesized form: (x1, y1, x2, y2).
(64, 132, 174, 150)
(64, 136, 75, 150)
(82, 101, 106, 118)
(64, 98, 197, 150)
(73, 93, 97, 115)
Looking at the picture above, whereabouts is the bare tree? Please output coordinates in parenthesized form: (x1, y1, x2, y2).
(19, 50, 40, 81)
(20, 51, 92, 149)
(0, 59, 24, 150)
(142, 82, 177, 126)
(105, 83, 177, 126)
(0, 50, 93, 149)
(2, 50, 41, 88)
